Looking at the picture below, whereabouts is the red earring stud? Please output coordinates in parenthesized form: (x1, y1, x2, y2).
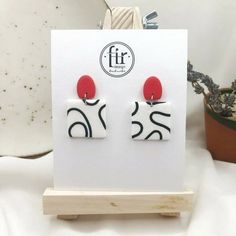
(143, 76, 162, 101)
(77, 75, 96, 100)
(67, 75, 107, 138)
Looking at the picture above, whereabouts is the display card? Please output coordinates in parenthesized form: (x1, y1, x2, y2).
(51, 30, 187, 191)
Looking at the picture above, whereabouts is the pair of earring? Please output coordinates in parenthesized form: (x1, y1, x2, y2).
(67, 75, 171, 141)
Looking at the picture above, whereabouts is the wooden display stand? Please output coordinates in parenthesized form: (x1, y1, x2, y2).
(43, 7, 194, 219)
(43, 188, 193, 219)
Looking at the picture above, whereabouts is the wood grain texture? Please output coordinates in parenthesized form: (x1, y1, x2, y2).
(43, 188, 194, 216)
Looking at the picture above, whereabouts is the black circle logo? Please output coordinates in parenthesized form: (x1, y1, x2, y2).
(99, 41, 135, 78)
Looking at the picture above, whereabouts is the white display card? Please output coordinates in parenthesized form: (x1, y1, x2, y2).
(52, 30, 187, 191)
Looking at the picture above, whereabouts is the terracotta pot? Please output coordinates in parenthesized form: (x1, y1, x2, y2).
(204, 89, 236, 163)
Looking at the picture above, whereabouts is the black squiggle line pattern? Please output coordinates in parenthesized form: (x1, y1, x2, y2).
(146, 101, 165, 106)
(98, 104, 106, 129)
(67, 108, 92, 137)
(68, 122, 88, 138)
(132, 121, 143, 138)
(132, 102, 139, 116)
(132, 102, 171, 140)
(151, 111, 171, 117)
(150, 111, 171, 132)
(82, 99, 100, 106)
(145, 130, 163, 140)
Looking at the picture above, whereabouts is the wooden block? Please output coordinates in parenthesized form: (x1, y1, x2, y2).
(57, 215, 78, 220)
(43, 188, 194, 216)
(159, 212, 180, 217)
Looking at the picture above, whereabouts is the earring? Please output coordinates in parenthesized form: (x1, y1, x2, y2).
(131, 76, 171, 141)
(67, 75, 106, 138)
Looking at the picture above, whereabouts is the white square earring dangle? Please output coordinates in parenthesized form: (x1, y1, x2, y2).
(67, 75, 106, 138)
(131, 76, 171, 141)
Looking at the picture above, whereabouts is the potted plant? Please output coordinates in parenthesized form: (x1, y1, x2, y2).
(187, 62, 236, 163)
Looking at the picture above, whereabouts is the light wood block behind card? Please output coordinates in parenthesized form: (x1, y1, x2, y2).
(43, 188, 193, 216)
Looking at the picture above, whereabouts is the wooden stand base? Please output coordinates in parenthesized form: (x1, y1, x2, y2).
(43, 188, 194, 219)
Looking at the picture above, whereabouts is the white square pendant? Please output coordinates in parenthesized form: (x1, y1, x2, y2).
(67, 99, 106, 138)
(131, 101, 171, 140)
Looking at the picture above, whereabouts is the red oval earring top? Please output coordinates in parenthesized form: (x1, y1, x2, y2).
(77, 75, 96, 99)
(143, 76, 162, 100)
